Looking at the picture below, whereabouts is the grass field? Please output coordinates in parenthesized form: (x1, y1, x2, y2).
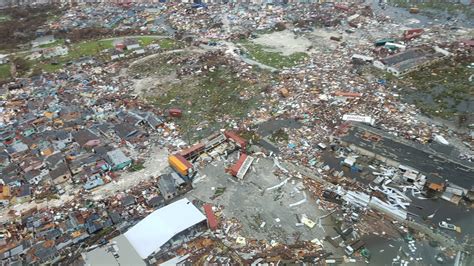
(158, 38, 183, 50)
(1, 36, 186, 81)
(147, 62, 272, 141)
(68, 39, 114, 59)
(33, 39, 114, 74)
(137, 36, 156, 47)
(388, 0, 474, 19)
(401, 56, 473, 120)
(0, 15, 10, 22)
(39, 39, 65, 48)
(0, 64, 10, 80)
(239, 40, 308, 69)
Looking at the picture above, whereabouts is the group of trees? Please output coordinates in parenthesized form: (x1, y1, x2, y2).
(0, 5, 63, 50)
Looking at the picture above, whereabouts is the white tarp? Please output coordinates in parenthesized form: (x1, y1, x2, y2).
(342, 114, 375, 126)
(124, 198, 206, 259)
(434, 135, 449, 145)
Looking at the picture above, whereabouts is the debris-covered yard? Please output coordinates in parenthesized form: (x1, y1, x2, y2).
(403, 56, 474, 120)
(191, 156, 336, 246)
(132, 50, 274, 141)
(239, 39, 308, 69)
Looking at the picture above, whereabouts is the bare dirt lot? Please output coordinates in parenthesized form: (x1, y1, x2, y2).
(189, 155, 336, 246)
(252, 30, 312, 55)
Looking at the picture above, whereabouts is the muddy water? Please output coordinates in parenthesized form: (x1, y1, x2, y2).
(256, 118, 302, 137)
(320, 149, 473, 263)
(363, 234, 444, 266)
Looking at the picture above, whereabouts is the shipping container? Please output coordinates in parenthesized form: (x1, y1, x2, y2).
(334, 91, 363, 98)
(203, 204, 218, 231)
(168, 108, 183, 117)
(403, 29, 424, 41)
(374, 38, 396, 47)
(409, 7, 419, 14)
(168, 154, 193, 176)
(179, 143, 205, 159)
(229, 153, 247, 177)
(224, 131, 247, 149)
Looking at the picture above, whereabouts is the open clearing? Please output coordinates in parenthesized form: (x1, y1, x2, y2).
(190, 156, 336, 246)
(130, 50, 273, 141)
(252, 30, 312, 56)
(402, 55, 474, 121)
(237, 30, 310, 69)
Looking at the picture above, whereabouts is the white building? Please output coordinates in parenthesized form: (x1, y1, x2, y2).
(31, 35, 55, 48)
(124, 198, 206, 259)
(0, 54, 8, 65)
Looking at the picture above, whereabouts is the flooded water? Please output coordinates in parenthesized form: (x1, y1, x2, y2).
(409, 197, 473, 240)
(320, 150, 473, 244)
(256, 118, 303, 154)
(320, 151, 364, 182)
(256, 118, 302, 137)
(363, 234, 445, 266)
(403, 84, 474, 119)
(369, 0, 474, 28)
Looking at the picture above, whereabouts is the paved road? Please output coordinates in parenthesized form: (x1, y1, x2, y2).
(88, 145, 169, 201)
(367, 0, 473, 28)
(342, 124, 474, 189)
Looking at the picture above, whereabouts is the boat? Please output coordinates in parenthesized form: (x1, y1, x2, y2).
(438, 221, 461, 233)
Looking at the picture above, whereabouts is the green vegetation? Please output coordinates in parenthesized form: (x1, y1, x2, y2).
(38, 39, 65, 48)
(388, 0, 474, 19)
(0, 35, 187, 81)
(270, 129, 289, 143)
(35, 62, 63, 73)
(137, 36, 157, 47)
(137, 36, 183, 49)
(239, 40, 308, 69)
(402, 56, 473, 120)
(0, 5, 64, 50)
(12, 57, 31, 77)
(212, 187, 226, 199)
(128, 162, 145, 172)
(67, 39, 113, 59)
(147, 57, 272, 141)
(364, 67, 397, 83)
(28, 39, 114, 75)
(0, 64, 10, 80)
(31, 37, 182, 76)
(239, 130, 261, 143)
(158, 38, 184, 50)
(0, 15, 10, 22)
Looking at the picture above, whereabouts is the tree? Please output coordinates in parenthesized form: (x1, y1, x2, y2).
(274, 22, 287, 31)
(12, 57, 30, 76)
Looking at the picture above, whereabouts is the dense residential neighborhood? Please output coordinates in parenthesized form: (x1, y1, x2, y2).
(0, 0, 472, 265)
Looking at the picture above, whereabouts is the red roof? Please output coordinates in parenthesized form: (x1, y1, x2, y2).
(224, 131, 247, 149)
(174, 154, 193, 169)
(179, 143, 205, 159)
(203, 204, 218, 231)
(335, 3, 350, 11)
(169, 108, 182, 117)
(460, 39, 474, 47)
(334, 91, 363, 98)
(403, 29, 424, 41)
(229, 153, 247, 177)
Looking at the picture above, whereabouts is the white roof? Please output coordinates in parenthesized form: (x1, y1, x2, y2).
(124, 198, 206, 259)
(342, 114, 375, 126)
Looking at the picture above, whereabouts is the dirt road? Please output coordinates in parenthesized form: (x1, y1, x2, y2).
(0, 145, 169, 222)
(88, 145, 169, 201)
